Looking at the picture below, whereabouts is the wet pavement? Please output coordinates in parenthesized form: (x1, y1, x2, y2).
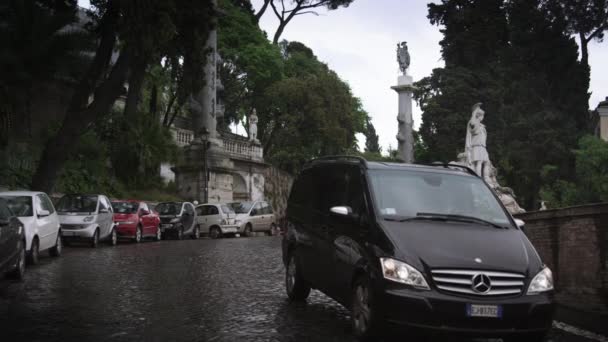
(0, 237, 602, 342)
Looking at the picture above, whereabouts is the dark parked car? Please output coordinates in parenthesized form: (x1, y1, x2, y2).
(0, 198, 26, 280)
(282, 156, 554, 341)
(156, 202, 198, 240)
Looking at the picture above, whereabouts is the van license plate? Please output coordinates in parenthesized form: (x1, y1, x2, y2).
(466, 304, 502, 318)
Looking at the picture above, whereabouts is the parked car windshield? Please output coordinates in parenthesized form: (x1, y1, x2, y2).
(112, 201, 139, 214)
(0, 196, 33, 217)
(231, 202, 253, 214)
(368, 170, 511, 226)
(156, 202, 182, 215)
(221, 204, 235, 214)
(56, 195, 98, 214)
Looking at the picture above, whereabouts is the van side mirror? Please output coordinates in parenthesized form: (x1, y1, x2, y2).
(514, 218, 525, 231)
(37, 209, 51, 217)
(330, 206, 352, 217)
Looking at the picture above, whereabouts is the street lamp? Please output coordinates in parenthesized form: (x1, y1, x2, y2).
(200, 128, 210, 203)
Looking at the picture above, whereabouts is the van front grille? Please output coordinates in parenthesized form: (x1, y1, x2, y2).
(431, 269, 525, 296)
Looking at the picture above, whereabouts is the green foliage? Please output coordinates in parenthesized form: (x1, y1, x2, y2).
(364, 116, 381, 154)
(541, 136, 608, 208)
(416, 0, 589, 209)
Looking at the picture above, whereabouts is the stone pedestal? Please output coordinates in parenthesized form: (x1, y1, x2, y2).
(391, 75, 415, 163)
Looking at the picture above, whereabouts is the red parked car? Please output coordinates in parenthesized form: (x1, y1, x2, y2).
(111, 200, 161, 243)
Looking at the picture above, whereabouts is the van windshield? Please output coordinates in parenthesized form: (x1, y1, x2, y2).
(368, 170, 511, 226)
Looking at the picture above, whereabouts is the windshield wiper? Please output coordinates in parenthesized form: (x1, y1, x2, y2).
(401, 212, 510, 229)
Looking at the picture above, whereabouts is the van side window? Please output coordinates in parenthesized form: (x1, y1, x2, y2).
(346, 167, 366, 216)
(316, 166, 348, 212)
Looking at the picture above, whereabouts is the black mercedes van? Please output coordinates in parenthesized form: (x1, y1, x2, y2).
(281, 156, 554, 341)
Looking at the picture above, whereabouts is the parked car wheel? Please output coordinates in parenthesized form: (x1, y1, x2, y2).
(108, 229, 118, 246)
(210, 226, 222, 239)
(9, 240, 26, 281)
(191, 225, 200, 240)
(91, 229, 100, 248)
(267, 223, 277, 236)
(155, 225, 162, 241)
(27, 238, 40, 265)
(244, 224, 253, 237)
(49, 233, 62, 257)
(285, 251, 310, 301)
(134, 226, 142, 243)
(351, 276, 381, 341)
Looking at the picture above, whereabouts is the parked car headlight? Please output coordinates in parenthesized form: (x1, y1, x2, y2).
(527, 267, 554, 295)
(83, 216, 95, 222)
(380, 258, 430, 290)
(170, 218, 180, 223)
(221, 219, 227, 225)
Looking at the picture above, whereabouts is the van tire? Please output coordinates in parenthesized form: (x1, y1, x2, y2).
(351, 275, 381, 341)
(285, 252, 310, 301)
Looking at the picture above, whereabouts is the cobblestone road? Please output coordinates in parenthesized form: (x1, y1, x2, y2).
(0, 237, 601, 342)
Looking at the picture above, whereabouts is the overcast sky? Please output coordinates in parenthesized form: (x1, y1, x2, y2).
(79, 0, 608, 152)
(252, 0, 608, 152)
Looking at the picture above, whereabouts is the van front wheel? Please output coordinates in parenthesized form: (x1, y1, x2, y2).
(351, 276, 381, 341)
(285, 252, 310, 301)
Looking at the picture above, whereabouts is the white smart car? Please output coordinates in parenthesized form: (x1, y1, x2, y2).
(195, 203, 239, 238)
(57, 194, 115, 248)
(0, 191, 63, 264)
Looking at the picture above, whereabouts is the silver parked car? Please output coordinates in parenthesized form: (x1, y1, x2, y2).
(195, 203, 239, 239)
(229, 201, 276, 237)
(57, 194, 116, 247)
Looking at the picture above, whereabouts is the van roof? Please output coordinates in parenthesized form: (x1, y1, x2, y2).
(305, 156, 477, 177)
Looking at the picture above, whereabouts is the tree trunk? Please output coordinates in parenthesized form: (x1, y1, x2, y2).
(123, 62, 147, 118)
(272, 21, 287, 44)
(31, 51, 132, 193)
(149, 83, 158, 121)
(580, 32, 589, 72)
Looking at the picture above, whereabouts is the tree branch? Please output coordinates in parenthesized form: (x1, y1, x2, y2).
(255, 0, 271, 21)
(585, 22, 608, 43)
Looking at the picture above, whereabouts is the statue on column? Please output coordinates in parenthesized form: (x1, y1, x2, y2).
(396, 42, 410, 74)
(249, 109, 259, 144)
(465, 103, 490, 178)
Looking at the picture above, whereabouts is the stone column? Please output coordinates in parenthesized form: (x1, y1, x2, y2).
(597, 97, 608, 142)
(391, 75, 415, 163)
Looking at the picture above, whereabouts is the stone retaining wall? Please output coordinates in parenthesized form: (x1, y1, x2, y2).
(264, 166, 294, 227)
(515, 204, 608, 312)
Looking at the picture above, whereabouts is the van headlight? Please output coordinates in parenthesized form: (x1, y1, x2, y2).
(380, 258, 430, 290)
(527, 267, 554, 295)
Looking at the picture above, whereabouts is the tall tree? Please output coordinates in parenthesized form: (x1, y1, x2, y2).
(542, 0, 608, 80)
(364, 116, 381, 153)
(416, 0, 589, 209)
(30, 0, 215, 192)
(256, 0, 354, 44)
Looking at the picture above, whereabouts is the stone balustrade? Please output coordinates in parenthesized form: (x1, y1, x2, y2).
(222, 138, 263, 161)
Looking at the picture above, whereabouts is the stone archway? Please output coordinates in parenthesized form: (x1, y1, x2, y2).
(232, 173, 248, 201)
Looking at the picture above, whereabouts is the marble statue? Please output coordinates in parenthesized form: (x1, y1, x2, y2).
(452, 102, 525, 215)
(465, 103, 490, 178)
(539, 201, 547, 211)
(396, 42, 410, 74)
(249, 109, 259, 144)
